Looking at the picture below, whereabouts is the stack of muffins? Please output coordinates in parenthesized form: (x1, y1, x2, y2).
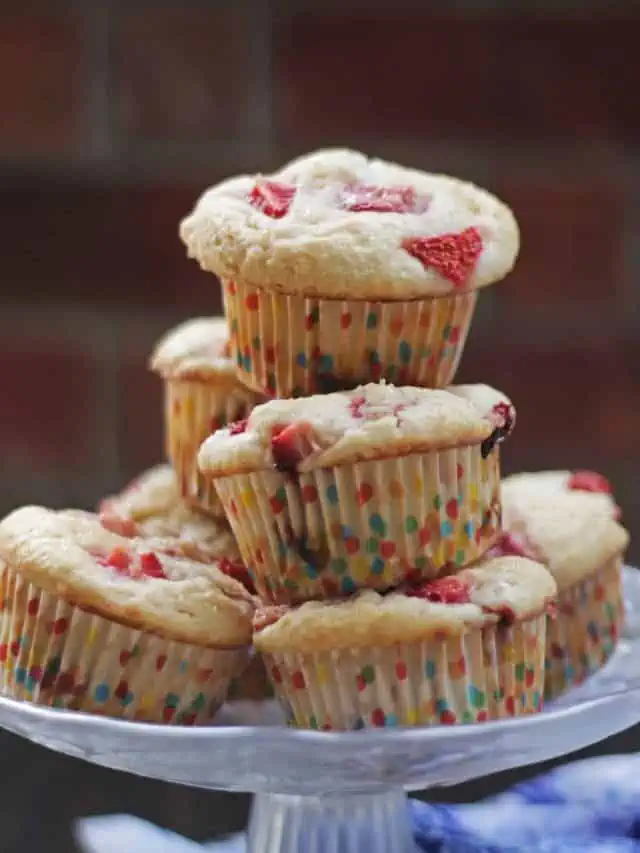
(0, 149, 629, 729)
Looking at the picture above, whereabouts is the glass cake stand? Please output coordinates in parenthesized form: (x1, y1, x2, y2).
(0, 568, 639, 853)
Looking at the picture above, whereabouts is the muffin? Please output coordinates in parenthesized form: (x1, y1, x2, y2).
(180, 148, 520, 397)
(498, 469, 620, 518)
(254, 555, 556, 730)
(497, 472, 629, 699)
(0, 506, 254, 723)
(198, 382, 515, 603)
(98, 465, 248, 581)
(150, 318, 262, 515)
(100, 468, 275, 701)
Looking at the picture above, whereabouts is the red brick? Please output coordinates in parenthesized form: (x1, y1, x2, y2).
(455, 342, 634, 459)
(0, 12, 86, 154)
(1, 184, 224, 311)
(116, 7, 253, 141)
(0, 338, 99, 466)
(496, 178, 625, 305)
(275, 14, 640, 143)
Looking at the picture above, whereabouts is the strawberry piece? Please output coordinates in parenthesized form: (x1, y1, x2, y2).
(218, 557, 255, 593)
(402, 226, 483, 287)
(407, 575, 471, 604)
(567, 470, 612, 495)
(139, 552, 167, 579)
(271, 423, 313, 474)
(348, 395, 367, 419)
(105, 547, 132, 574)
(481, 401, 516, 459)
(249, 181, 296, 218)
(340, 184, 429, 214)
(229, 418, 249, 436)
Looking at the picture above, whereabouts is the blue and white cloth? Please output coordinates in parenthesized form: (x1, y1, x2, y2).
(75, 754, 640, 853)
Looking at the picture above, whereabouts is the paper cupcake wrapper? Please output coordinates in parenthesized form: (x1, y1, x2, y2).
(166, 378, 258, 516)
(214, 445, 501, 603)
(0, 561, 248, 724)
(261, 614, 545, 730)
(224, 278, 477, 397)
(545, 556, 624, 700)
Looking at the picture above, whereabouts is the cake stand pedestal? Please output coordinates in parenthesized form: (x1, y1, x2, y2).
(0, 567, 639, 853)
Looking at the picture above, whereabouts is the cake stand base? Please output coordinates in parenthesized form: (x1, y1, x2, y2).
(248, 789, 414, 853)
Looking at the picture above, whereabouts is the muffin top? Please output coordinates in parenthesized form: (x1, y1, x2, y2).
(98, 465, 241, 564)
(501, 469, 619, 518)
(150, 317, 237, 382)
(180, 148, 520, 299)
(253, 556, 556, 652)
(495, 472, 628, 591)
(0, 506, 254, 647)
(198, 382, 515, 476)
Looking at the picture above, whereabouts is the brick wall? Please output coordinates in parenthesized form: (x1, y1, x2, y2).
(1, 2, 638, 563)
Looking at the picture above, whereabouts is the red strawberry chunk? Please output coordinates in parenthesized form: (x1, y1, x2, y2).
(229, 418, 249, 436)
(218, 557, 255, 593)
(567, 470, 612, 495)
(348, 395, 367, 419)
(491, 401, 516, 432)
(104, 547, 132, 574)
(402, 226, 483, 287)
(249, 181, 296, 219)
(340, 184, 429, 214)
(139, 552, 167, 579)
(407, 575, 471, 604)
(271, 423, 314, 473)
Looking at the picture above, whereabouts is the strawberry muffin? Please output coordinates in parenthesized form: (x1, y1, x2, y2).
(0, 506, 254, 723)
(151, 317, 262, 515)
(198, 382, 515, 603)
(254, 555, 556, 730)
(180, 148, 520, 397)
(498, 469, 620, 519)
(98, 465, 252, 587)
(495, 471, 628, 699)
(99, 467, 271, 700)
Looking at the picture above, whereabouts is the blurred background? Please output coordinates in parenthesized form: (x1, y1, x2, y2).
(0, 1, 638, 850)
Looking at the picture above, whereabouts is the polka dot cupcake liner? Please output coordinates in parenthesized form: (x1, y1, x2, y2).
(261, 614, 546, 730)
(545, 556, 624, 701)
(166, 378, 258, 517)
(214, 444, 501, 604)
(223, 278, 477, 398)
(0, 560, 248, 724)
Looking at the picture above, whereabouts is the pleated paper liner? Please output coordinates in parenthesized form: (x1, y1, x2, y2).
(260, 614, 546, 730)
(166, 378, 258, 517)
(0, 561, 248, 724)
(545, 556, 624, 701)
(214, 445, 501, 604)
(223, 278, 477, 398)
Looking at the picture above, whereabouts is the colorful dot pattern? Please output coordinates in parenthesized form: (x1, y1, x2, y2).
(166, 377, 257, 517)
(224, 278, 478, 398)
(0, 562, 247, 724)
(263, 615, 546, 730)
(215, 445, 501, 604)
(544, 557, 624, 700)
